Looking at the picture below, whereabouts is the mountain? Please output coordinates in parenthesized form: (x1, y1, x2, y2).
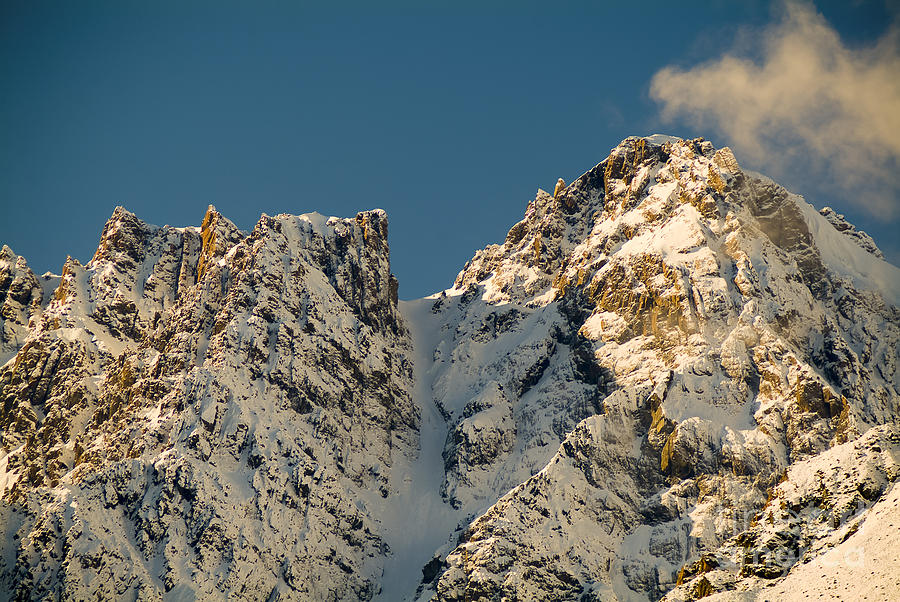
(1, 135, 898, 601)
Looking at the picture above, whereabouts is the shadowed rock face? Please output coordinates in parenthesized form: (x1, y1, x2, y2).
(1, 136, 898, 602)
(747, 178, 829, 299)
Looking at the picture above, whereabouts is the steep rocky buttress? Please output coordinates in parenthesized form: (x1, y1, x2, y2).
(1, 207, 415, 600)
(417, 136, 899, 601)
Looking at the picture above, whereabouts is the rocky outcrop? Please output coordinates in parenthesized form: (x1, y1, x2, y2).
(818, 206, 883, 259)
(418, 136, 899, 601)
(663, 424, 900, 600)
(441, 382, 517, 504)
(0, 246, 44, 364)
(0, 207, 414, 600)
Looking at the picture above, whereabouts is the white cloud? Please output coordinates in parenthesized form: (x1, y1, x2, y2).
(650, 1, 900, 216)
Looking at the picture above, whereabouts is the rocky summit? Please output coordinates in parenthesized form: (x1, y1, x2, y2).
(1, 135, 898, 601)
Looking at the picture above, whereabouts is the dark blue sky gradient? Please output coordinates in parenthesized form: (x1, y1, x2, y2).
(1, 1, 895, 298)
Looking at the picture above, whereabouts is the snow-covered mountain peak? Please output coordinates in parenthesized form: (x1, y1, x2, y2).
(1, 202, 418, 599)
(453, 135, 899, 312)
(421, 135, 899, 600)
(1, 137, 898, 601)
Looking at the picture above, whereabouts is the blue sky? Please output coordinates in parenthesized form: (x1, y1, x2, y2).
(2, 1, 897, 298)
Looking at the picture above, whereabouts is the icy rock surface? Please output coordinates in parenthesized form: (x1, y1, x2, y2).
(1, 136, 899, 601)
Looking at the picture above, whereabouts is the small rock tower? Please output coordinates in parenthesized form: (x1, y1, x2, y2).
(553, 178, 565, 198)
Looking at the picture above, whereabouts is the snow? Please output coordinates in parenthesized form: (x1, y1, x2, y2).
(699, 430, 900, 602)
(375, 298, 468, 602)
(580, 311, 628, 342)
(644, 134, 683, 145)
(2, 135, 898, 602)
(744, 482, 900, 601)
(618, 204, 705, 259)
(39, 273, 61, 300)
(795, 197, 900, 307)
(0, 445, 24, 496)
(297, 211, 333, 234)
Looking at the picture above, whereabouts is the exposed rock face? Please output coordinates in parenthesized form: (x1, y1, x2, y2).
(0, 207, 414, 600)
(0, 246, 44, 364)
(417, 136, 899, 601)
(818, 206, 884, 259)
(662, 424, 900, 600)
(1, 136, 898, 601)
